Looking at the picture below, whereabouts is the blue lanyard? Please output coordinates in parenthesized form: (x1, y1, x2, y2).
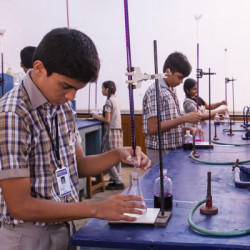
(37, 109, 62, 168)
(22, 81, 62, 168)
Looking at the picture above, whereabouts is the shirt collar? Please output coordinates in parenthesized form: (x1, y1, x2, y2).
(159, 78, 176, 93)
(23, 69, 49, 110)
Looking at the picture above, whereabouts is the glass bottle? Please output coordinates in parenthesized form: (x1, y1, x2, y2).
(125, 172, 147, 218)
(224, 111, 230, 125)
(214, 113, 220, 125)
(183, 130, 193, 150)
(195, 122, 203, 141)
(154, 169, 173, 210)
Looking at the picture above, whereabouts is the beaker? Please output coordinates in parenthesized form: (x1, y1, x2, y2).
(125, 172, 147, 218)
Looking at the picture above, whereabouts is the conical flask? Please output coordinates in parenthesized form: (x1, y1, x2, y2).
(125, 172, 147, 218)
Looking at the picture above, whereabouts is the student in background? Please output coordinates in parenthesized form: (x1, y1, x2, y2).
(92, 81, 124, 190)
(143, 52, 201, 167)
(20, 46, 36, 73)
(183, 78, 227, 127)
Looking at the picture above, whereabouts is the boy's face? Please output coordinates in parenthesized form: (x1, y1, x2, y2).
(165, 69, 185, 88)
(32, 61, 87, 106)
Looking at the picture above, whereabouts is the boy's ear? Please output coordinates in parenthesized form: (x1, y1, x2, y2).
(165, 68, 172, 76)
(33, 60, 47, 76)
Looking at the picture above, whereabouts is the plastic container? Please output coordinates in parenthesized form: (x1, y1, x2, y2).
(154, 170, 173, 210)
(195, 122, 204, 141)
(214, 113, 220, 125)
(183, 130, 193, 150)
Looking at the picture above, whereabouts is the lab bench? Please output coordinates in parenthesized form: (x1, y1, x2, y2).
(72, 120, 250, 250)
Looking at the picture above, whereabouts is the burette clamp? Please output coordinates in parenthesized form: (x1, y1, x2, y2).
(125, 67, 171, 89)
(197, 69, 216, 78)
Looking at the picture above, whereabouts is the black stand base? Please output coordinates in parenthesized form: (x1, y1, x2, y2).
(154, 211, 172, 227)
(195, 142, 214, 149)
(242, 135, 250, 140)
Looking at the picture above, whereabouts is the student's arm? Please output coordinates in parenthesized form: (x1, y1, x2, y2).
(92, 112, 110, 123)
(147, 112, 201, 135)
(200, 108, 228, 120)
(75, 145, 150, 178)
(205, 100, 227, 110)
(0, 177, 146, 222)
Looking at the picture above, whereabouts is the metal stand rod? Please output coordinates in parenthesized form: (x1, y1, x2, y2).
(209, 68, 211, 144)
(153, 40, 164, 216)
(232, 79, 235, 124)
(207, 172, 211, 196)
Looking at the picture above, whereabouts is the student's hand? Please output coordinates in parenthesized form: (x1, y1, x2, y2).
(118, 146, 151, 170)
(183, 112, 201, 124)
(94, 193, 146, 221)
(221, 100, 227, 106)
(218, 108, 228, 115)
(92, 113, 98, 119)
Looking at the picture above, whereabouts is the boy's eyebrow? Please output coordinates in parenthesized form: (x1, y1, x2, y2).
(61, 81, 79, 90)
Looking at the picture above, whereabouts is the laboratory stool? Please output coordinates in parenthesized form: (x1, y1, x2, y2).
(87, 173, 105, 199)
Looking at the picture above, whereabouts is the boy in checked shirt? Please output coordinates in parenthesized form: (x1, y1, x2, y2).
(143, 52, 202, 166)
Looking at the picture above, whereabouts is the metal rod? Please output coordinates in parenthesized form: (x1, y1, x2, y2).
(66, 0, 70, 28)
(225, 79, 227, 105)
(232, 79, 235, 124)
(207, 172, 211, 196)
(209, 68, 211, 144)
(153, 40, 164, 215)
(214, 123, 217, 138)
(124, 0, 136, 157)
(196, 43, 199, 111)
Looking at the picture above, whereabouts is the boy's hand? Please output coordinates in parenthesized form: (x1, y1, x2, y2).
(95, 193, 146, 221)
(183, 112, 201, 124)
(221, 100, 227, 106)
(118, 146, 151, 171)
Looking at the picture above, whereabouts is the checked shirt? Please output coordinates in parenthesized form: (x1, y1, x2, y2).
(0, 72, 81, 225)
(142, 79, 183, 150)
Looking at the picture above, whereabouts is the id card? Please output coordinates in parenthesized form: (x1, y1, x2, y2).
(56, 167, 72, 197)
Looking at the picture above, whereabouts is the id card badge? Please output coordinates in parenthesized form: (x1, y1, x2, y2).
(69, 131, 75, 154)
(56, 166, 72, 197)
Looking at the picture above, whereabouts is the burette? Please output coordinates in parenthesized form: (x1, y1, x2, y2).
(123, 0, 137, 172)
(194, 14, 203, 111)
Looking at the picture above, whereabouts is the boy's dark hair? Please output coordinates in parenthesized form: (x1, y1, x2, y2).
(163, 52, 192, 77)
(184, 78, 205, 106)
(33, 28, 100, 83)
(20, 46, 36, 69)
(103, 80, 116, 99)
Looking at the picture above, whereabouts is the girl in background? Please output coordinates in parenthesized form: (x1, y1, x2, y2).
(183, 78, 227, 127)
(92, 81, 124, 190)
